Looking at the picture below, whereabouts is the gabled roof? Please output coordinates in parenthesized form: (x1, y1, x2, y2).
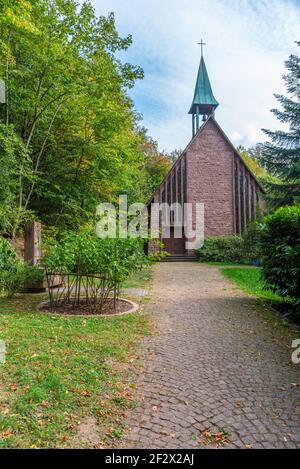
(147, 116, 264, 204)
(199, 117, 265, 192)
(188, 57, 219, 115)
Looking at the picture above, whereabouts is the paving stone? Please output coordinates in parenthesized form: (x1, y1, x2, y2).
(120, 263, 300, 449)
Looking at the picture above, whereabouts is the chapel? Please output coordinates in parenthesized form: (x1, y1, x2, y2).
(147, 46, 264, 257)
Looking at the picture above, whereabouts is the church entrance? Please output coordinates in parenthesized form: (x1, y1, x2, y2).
(162, 227, 186, 255)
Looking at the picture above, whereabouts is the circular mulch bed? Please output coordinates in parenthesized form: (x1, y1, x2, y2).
(37, 297, 139, 317)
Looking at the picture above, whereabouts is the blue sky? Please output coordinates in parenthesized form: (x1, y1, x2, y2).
(91, 0, 300, 152)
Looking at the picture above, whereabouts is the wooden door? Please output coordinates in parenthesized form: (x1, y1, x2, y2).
(162, 227, 185, 254)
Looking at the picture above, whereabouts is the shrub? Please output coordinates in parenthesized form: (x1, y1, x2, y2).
(197, 223, 261, 264)
(197, 236, 245, 263)
(242, 222, 261, 260)
(0, 237, 43, 297)
(44, 230, 148, 280)
(259, 205, 300, 307)
(43, 229, 149, 310)
(0, 237, 20, 295)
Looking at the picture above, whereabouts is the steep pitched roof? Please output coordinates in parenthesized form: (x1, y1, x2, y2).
(188, 57, 219, 115)
(147, 116, 264, 204)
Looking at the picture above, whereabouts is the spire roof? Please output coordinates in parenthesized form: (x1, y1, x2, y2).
(188, 56, 219, 115)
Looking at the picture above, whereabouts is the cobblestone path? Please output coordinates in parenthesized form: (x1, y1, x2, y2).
(122, 263, 300, 449)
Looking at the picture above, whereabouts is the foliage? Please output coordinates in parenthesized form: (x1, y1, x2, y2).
(0, 0, 168, 236)
(139, 131, 173, 195)
(221, 267, 283, 303)
(242, 222, 261, 259)
(44, 229, 148, 279)
(0, 123, 33, 235)
(0, 0, 172, 237)
(197, 236, 243, 264)
(43, 228, 148, 310)
(0, 236, 19, 271)
(237, 144, 269, 179)
(237, 144, 282, 204)
(259, 205, 300, 308)
(197, 236, 245, 263)
(0, 294, 149, 448)
(0, 0, 38, 63)
(0, 237, 43, 297)
(261, 42, 300, 207)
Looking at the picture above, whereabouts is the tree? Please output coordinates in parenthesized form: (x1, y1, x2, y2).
(0, 0, 148, 233)
(0, 123, 33, 235)
(139, 130, 174, 195)
(261, 42, 300, 207)
(237, 144, 282, 205)
(0, 0, 38, 63)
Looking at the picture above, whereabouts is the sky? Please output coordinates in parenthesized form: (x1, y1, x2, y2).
(90, 0, 300, 152)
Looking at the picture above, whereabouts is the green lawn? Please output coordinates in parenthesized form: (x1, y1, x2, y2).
(121, 268, 151, 289)
(221, 267, 283, 303)
(0, 292, 150, 448)
(203, 261, 252, 267)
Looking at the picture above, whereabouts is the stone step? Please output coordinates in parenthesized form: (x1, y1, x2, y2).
(161, 255, 198, 262)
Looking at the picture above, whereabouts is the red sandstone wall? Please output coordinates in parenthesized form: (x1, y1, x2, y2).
(186, 119, 234, 238)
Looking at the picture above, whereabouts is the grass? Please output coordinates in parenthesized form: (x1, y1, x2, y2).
(202, 261, 252, 267)
(221, 267, 300, 325)
(221, 267, 283, 303)
(121, 268, 151, 289)
(0, 291, 150, 448)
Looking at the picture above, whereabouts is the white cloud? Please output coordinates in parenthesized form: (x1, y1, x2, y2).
(89, 0, 300, 151)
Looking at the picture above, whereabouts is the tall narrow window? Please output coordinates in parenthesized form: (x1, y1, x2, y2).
(250, 182, 255, 220)
(240, 169, 244, 232)
(234, 160, 240, 234)
(167, 177, 171, 206)
(245, 175, 249, 224)
(172, 172, 176, 204)
(177, 164, 181, 204)
(182, 156, 187, 204)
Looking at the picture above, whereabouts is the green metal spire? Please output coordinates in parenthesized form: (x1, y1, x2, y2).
(189, 43, 219, 136)
(188, 56, 219, 116)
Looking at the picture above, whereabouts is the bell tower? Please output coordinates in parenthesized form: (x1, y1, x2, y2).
(189, 40, 219, 136)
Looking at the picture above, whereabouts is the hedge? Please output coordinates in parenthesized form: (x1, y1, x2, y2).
(196, 223, 260, 264)
(260, 204, 300, 307)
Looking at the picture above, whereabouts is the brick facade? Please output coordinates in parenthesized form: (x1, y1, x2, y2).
(186, 118, 234, 237)
(148, 116, 264, 255)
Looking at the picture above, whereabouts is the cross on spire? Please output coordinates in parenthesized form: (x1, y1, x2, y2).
(197, 39, 206, 57)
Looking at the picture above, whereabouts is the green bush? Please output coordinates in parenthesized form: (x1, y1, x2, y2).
(43, 229, 148, 282)
(242, 222, 261, 260)
(197, 223, 261, 264)
(0, 237, 20, 296)
(259, 205, 300, 307)
(43, 229, 149, 308)
(197, 235, 245, 263)
(0, 237, 43, 297)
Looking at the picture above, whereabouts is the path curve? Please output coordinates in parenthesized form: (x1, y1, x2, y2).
(122, 263, 300, 449)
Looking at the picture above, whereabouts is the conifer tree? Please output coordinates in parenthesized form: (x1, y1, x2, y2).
(261, 42, 300, 207)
